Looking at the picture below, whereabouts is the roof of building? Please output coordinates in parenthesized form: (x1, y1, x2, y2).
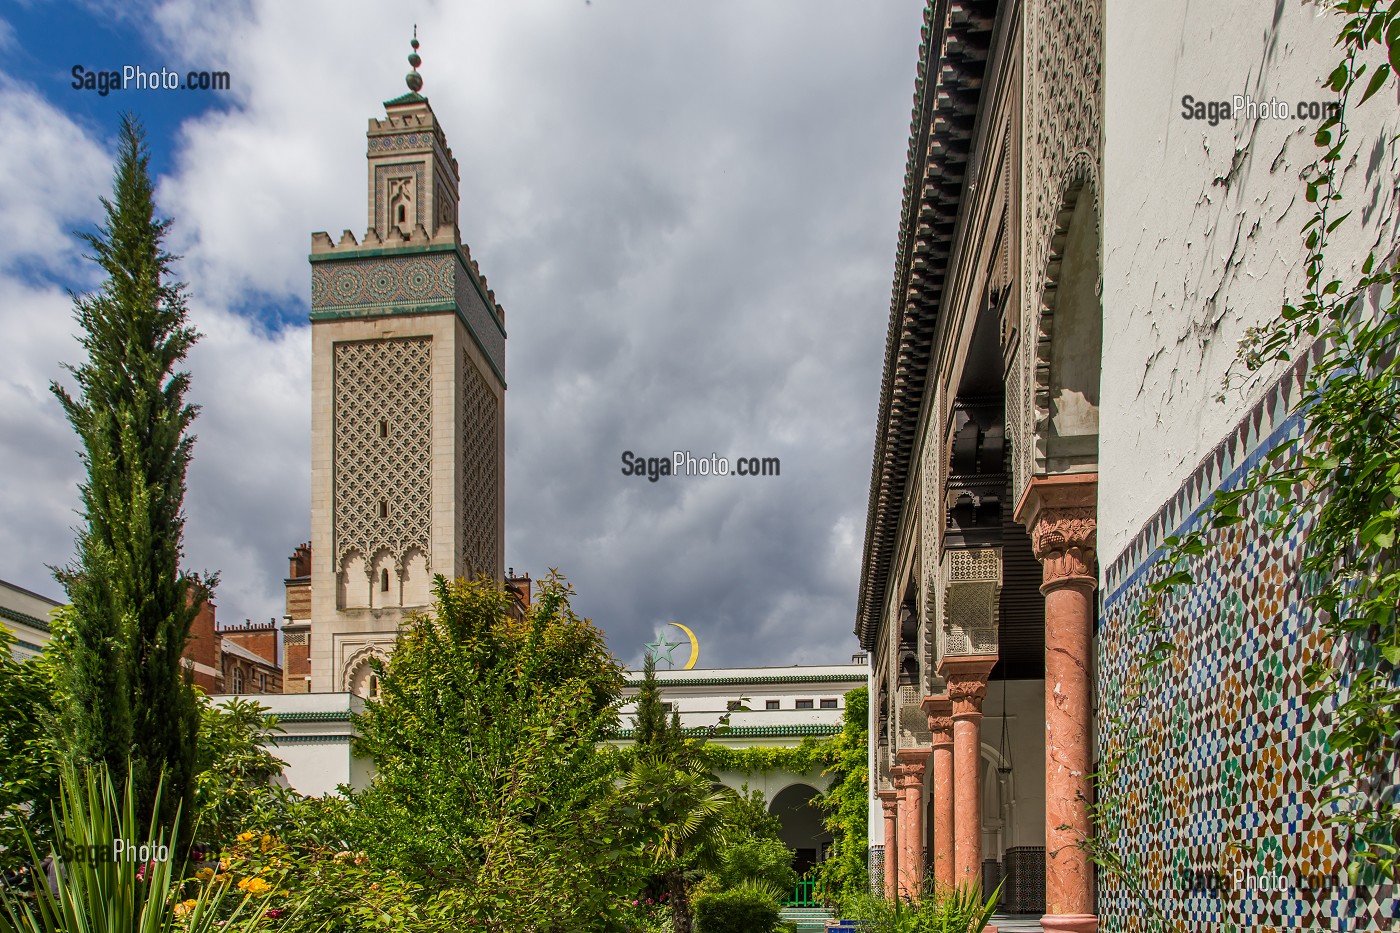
(621, 667, 866, 689)
(0, 578, 62, 634)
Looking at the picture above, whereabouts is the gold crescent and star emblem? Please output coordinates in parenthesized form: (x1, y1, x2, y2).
(644, 622, 700, 670)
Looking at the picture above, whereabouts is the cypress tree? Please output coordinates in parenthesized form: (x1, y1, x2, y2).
(633, 651, 685, 759)
(51, 114, 204, 838)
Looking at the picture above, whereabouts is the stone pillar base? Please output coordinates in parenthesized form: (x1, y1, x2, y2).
(1040, 914, 1098, 933)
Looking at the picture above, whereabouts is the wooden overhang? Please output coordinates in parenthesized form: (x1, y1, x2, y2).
(856, 0, 999, 650)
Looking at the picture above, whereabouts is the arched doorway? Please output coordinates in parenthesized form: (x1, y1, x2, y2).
(768, 783, 831, 877)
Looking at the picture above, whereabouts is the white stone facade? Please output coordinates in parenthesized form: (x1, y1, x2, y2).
(0, 578, 58, 660)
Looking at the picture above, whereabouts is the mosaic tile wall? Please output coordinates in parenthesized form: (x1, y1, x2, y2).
(869, 845, 884, 894)
(1099, 366, 1397, 930)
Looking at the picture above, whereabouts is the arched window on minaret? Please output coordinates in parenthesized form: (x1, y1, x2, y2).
(389, 177, 414, 237)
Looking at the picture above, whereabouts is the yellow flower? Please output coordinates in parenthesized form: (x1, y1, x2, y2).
(213, 873, 231, 885)
(174, 899, 198, 918)
(239, 877, 272, 896)
(236, 831, 256, 844)
(259, 834, 275, 852)
(194, 867, 214, 882)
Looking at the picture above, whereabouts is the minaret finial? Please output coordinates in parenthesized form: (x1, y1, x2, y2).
(406, 26, 423, 94)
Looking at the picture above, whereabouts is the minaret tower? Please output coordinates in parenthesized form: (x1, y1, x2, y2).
(304, 32, 506, 695)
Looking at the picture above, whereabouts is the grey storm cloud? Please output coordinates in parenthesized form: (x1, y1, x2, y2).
(0, 0, 924, 668)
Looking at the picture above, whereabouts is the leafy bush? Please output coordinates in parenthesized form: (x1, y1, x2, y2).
(693, 881, 781, 933)
(0, 627, 60, 873)
(194, 830, 424, 932)
(351, 573, 635, 931)
(191, 697, 286, 849)
(705, 788, 797, 896)
(710, 835, 797, 896)
(814, 687, 868, 907)
(618, 892, 674, 933)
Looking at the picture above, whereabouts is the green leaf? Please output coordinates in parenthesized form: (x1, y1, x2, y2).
(1361, 62, 1391, 103)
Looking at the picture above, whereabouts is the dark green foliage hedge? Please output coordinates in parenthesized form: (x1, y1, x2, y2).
(693, 886, 781, 933)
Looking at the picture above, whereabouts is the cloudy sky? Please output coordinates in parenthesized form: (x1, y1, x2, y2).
(0, 0, 923, 669)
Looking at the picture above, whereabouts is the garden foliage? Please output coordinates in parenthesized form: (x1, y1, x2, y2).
(692, 880, 782, 933)
(350, 572, 634, 930)
(0, 766, 268, 933)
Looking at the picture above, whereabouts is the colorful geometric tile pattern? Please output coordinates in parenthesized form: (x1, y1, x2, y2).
(1099, 398, 1397, 931)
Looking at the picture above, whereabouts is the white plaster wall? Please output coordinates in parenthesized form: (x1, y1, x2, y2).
(268, 739, 360, 798)
(1101, 0, 1400, 562)
(712, 766, 832, 801)
(219, 692, 371, 797)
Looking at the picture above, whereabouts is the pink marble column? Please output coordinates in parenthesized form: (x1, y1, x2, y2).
(940, 655, 997, 886)
(921, 694, 955, 889)
(1016, 474, 1099, 933)
(878, 789, 900, 902)
(891, 750, 929, 899)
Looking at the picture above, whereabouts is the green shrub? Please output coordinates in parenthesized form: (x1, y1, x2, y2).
(711, 834, 798, 895)
(693, 881, 782, 933)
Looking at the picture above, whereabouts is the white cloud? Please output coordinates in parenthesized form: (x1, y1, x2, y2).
(0, 76, 111, 278)
(5, 0, 925, 665)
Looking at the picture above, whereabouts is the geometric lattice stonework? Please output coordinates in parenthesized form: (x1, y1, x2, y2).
(942, 547, 1001, 657)
(897, 683, 932, 745)
(333, 337, 432, 574)
(460, 349, 498, 579)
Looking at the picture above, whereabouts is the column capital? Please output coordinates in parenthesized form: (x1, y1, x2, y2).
(890, 762, 925, 791)
(939, 655, 997, 718)
(922, 694, 954, 745)
(895, 747, 930, 768)
(1015, 474, 1098, 592)
(877, 788, 900, 814)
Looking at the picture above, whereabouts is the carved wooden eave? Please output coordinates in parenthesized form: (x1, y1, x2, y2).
(856, 0, 999, 650)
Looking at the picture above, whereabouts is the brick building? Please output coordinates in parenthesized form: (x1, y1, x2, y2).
(182, 586, 283, 695)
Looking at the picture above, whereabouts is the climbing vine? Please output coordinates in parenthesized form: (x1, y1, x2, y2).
(812, 687, 869, 908)
(698, 739, 830, 776)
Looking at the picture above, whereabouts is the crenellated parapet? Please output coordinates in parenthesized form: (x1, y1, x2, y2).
(308, 235, 506, 383)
